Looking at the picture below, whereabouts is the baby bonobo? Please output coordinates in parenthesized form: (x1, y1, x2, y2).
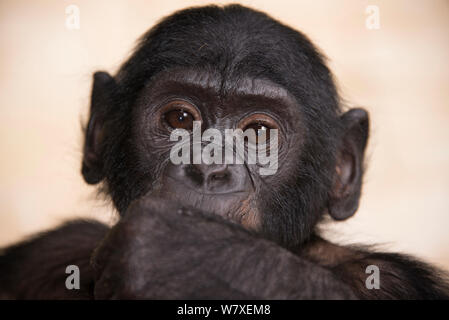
(0, 4, 448, 299)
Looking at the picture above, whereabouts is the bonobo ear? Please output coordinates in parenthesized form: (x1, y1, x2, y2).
(82, 71, 117, 185)
(328, 108, 369, 220)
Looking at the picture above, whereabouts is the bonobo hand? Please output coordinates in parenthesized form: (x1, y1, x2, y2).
(91, 196, 356, 299)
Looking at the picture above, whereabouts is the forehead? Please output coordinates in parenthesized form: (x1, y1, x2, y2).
(140, 67, 301, 124)
(149, 67, 291, 97)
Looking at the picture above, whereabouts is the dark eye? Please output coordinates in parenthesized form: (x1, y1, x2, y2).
(160, 100, 200, 131)
(164, 109, 195, 130)
(239, 113, 279, 146)
(243, 123, 271, 145)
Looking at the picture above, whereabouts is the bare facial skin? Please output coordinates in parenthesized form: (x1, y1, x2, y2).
(132, 68, 303, 230)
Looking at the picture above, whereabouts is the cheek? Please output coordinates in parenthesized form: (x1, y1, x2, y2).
(237, 198, 262, 231)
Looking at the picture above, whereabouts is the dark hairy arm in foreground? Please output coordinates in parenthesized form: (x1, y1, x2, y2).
(1, 197, 447, 299)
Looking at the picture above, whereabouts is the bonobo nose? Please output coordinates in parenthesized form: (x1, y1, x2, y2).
(185, 163, 228, 186)
(166, 163, 251, 194)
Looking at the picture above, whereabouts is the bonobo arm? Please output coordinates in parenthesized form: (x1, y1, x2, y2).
(91, 196, 357, 299)
(0, 220, 109, 299)
(301, 236, 449, 299)
(2, 202, 446, 299)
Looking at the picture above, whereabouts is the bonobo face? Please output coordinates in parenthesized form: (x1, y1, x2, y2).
(82, 5, 368, 248)
(131, 68, 303, 230)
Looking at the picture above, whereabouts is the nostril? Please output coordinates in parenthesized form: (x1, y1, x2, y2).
(183, 164, 231, 189)
(207, 165, 230, 186)
(184, 165, 204, 185)
(210, 171, 228, 181)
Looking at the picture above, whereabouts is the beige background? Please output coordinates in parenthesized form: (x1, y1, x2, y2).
(0, 0, 448, 270)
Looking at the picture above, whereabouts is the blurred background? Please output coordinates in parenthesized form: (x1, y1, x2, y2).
(0, 0, 448, 269)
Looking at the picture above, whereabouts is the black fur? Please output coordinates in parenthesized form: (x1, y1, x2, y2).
(0, 220, 108, 299)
